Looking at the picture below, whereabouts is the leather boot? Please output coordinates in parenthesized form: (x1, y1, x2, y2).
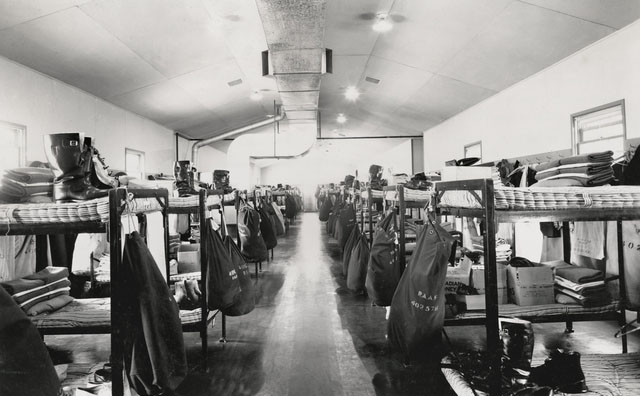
(83, 137, 118, 189)
(173, 161, 197, 197)
(500, 319, 535, 386)
(369, 164, 384, 190)
(44, 133, 108, 203)
(213, 169, 231, 193)
(529, 349, 587, 393)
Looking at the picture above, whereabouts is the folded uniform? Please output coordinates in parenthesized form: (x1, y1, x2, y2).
(555, 266, 603, 284)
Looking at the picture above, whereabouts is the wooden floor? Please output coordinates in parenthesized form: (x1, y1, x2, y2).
(45, 212, 640, 396)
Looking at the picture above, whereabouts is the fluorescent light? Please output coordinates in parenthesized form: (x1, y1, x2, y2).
(345, 86, 360, 101)
(336, 114, 347, 124)
(373, 14, 392, 32)
(250, 90, 262, 101)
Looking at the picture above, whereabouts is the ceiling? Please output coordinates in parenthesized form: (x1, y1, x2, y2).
(0, 0, 638, 141)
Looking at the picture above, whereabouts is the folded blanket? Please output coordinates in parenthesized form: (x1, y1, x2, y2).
(535, 163, 612, 180)
(24, 267, 69, 285)
(0, 278, 45, 295)
(12, 278, 71, 304)
(4, 168, 54, 184)
(19, 287, 70, 312)
(555, 288, 611, 307)
(535, 159, 561, 173)
(559, 151, 613, 166)
(534, 170, 613, 187)
(26, 294, 73, 316)
(533, 178, 584, 187)
(0, 177, 52, 198)
(555, 266, 603, 284)
(555, 283, 607, 297)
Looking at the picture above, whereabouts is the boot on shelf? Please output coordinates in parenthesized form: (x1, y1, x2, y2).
(174, 160, 197, 197)
(499, 318, 535, 386)
(213, 169, 232, 193)
(44, 133, 109, 203)
(83, 137, 118, 189)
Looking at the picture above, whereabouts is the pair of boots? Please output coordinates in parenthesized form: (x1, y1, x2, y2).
(173, 279, 201, 310)
(369, 164, 387, 190)
(174, 161, 198, 197)
(44, 133, 118, 202)
(213, 169, 232, 193)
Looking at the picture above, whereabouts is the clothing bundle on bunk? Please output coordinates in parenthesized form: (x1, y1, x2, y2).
(369, 164, 388, 190)
(0, 166, 54, 203)
(468, 236, 512, 264)
(554, 266, 610, 307)
(534, 150, 614, 187)
(404, 172, 434, 191)
(0, 267, 73, 316)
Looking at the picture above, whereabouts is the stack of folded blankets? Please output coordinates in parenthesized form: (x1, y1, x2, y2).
(554, 266, 610, 307)
(0, 267, 73, 315)
(534, 151, 614, 187)
(0, 167, 54, 203)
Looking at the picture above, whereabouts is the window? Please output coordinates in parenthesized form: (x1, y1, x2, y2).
(464, 141, 482, 162)
(125, 148, 145, 180)
(572, 100, 626, 157)
(0, 121, 26, 173)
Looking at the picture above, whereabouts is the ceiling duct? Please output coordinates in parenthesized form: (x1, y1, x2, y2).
(255, 0, 328, 122)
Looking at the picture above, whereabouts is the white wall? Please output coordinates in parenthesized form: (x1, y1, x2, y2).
(0, 56, 176, 175)
(423, 20, 640, 171)
(259, 138, 414, 188)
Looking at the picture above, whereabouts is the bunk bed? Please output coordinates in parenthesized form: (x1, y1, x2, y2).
(0, 188, 193, 396)
(360, 187, 383, 247)
(166, 188, 227, 367)
(433, 178, 636, 396)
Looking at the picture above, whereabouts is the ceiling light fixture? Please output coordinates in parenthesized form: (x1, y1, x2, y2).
(250, 90, 262, 101)
(345, 86, 360, 101)
(336, 114, 347, 124)
(372, 13, 392, 33)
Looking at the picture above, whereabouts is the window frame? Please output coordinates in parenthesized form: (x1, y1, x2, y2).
(125, 147, 145, 180)
(0, 121, 27, 170)
(571, 99, 626, 156)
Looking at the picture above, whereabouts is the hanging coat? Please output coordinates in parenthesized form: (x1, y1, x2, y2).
(319, 197, 332, 221)
(271, 202, 286, 233)
(387, 216, 456, 361)
(258, 205, 278, 249)
(263, 200, 285, 236)
(0, 286, 60, 396)
(206, 221, 241, 310)
(223, 236, 256, 316)
(285, 194, 297, 219)
(238, 204, 269, 261)
(338, 204, 357, 250)
(342, 226, 360, 277)
(365, 211, 400, 307)
(347, 232, 370, 293)
(121, 231, 187, 395)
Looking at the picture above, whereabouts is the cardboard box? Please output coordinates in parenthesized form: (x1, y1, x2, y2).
(441, 166, 494, 182)
(177, 243, 200, 273)
(507, 264, 555, 306)
(470, 264, 508, 304)
(456, 294, 490, 311)
(445, 257, 472, 294)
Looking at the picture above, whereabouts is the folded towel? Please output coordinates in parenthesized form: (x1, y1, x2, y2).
(555, 266, 603, 284)
(533, 178, 584, 187)
(26, 294, 73, 316)
(12, 278, 71, 304)
(0, 177, 53, 198)
(0, 278, 45, 295)
(559, 151, 613, 166)
(4, 167, 54, 184)
(19, 287, 70, 312)
(23, 267, 69, 285)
